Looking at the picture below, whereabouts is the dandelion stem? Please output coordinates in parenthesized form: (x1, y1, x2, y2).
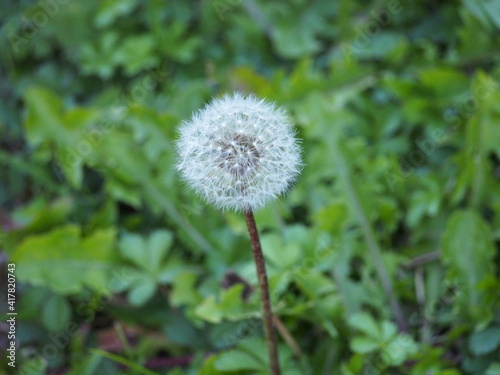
(244, 210, 281, 375)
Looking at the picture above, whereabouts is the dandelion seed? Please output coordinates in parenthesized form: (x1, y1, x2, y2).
(176, 92, 302, 211)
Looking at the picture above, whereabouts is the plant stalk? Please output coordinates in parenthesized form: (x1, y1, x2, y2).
(244, 210, 281, 375)
(330, 138, 408, 333)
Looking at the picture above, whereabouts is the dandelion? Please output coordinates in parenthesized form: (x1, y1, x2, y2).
(176, 93, 302, 212)
(176, 93, 302, 375)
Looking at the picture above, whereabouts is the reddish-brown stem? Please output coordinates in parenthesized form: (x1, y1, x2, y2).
(244, 210, 281, 375)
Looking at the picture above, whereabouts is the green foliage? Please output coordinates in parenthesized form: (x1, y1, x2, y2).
(12, 225, 117, 294)
(1, 0, 500, 374)
(349, 313, 418, 367)
(441, 210, 496, 324)
(118, 230, 177, 306)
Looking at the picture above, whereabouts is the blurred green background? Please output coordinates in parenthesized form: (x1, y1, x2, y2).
(1, 0, 500, 374)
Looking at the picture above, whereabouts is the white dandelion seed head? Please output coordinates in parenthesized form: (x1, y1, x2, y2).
(176, 93, 302, 212)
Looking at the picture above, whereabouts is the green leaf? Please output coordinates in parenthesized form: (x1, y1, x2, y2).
(12, 226, 117, 294)
(314, 201, 349, 233)
(382, 335, 418, 366)
(19, 357, 48, 375)
(78, 32, 121, 78)
(219, 284, 246, 320)
(65, 352, 103, 375)
(81, 229, 118, 291)
(119, 233, 147, 269)
(293, 270, 335, 299)
(348, 312, 381, 338)
(481, 0, 500, 28)
(199, 355, 218, 375)
(214, 350, 265, 372)
(158, 21, 201, 63)
(195, 295, 223, 324)
(105, 178, 142, 208)
(380, 321, 398, 340)
(351, 336, 379, 353)
(162, 313, 200, 347)
(119, 230, 173, 275)
(115, 35, 158, 75)
(6, 197, 73, 248)
(24, 87, 68, 146)
(95, 0, 139, 28)
(486, 363, 500, 375)
(419, 67, 469, 98)
(42, 294, 71, 332)
(88, 200, 117, 231)
(262, 233, 300, 270)
(469, 327, 500, 355)
(128, 277, 157, 306)
(171, 271, 200, 307)
(147, 230, 173, 272)
(89, 349, 158, 375)
(272, 22, 322, 59)
(352, 33, 406, 60)
(441, 210, 495, 319)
